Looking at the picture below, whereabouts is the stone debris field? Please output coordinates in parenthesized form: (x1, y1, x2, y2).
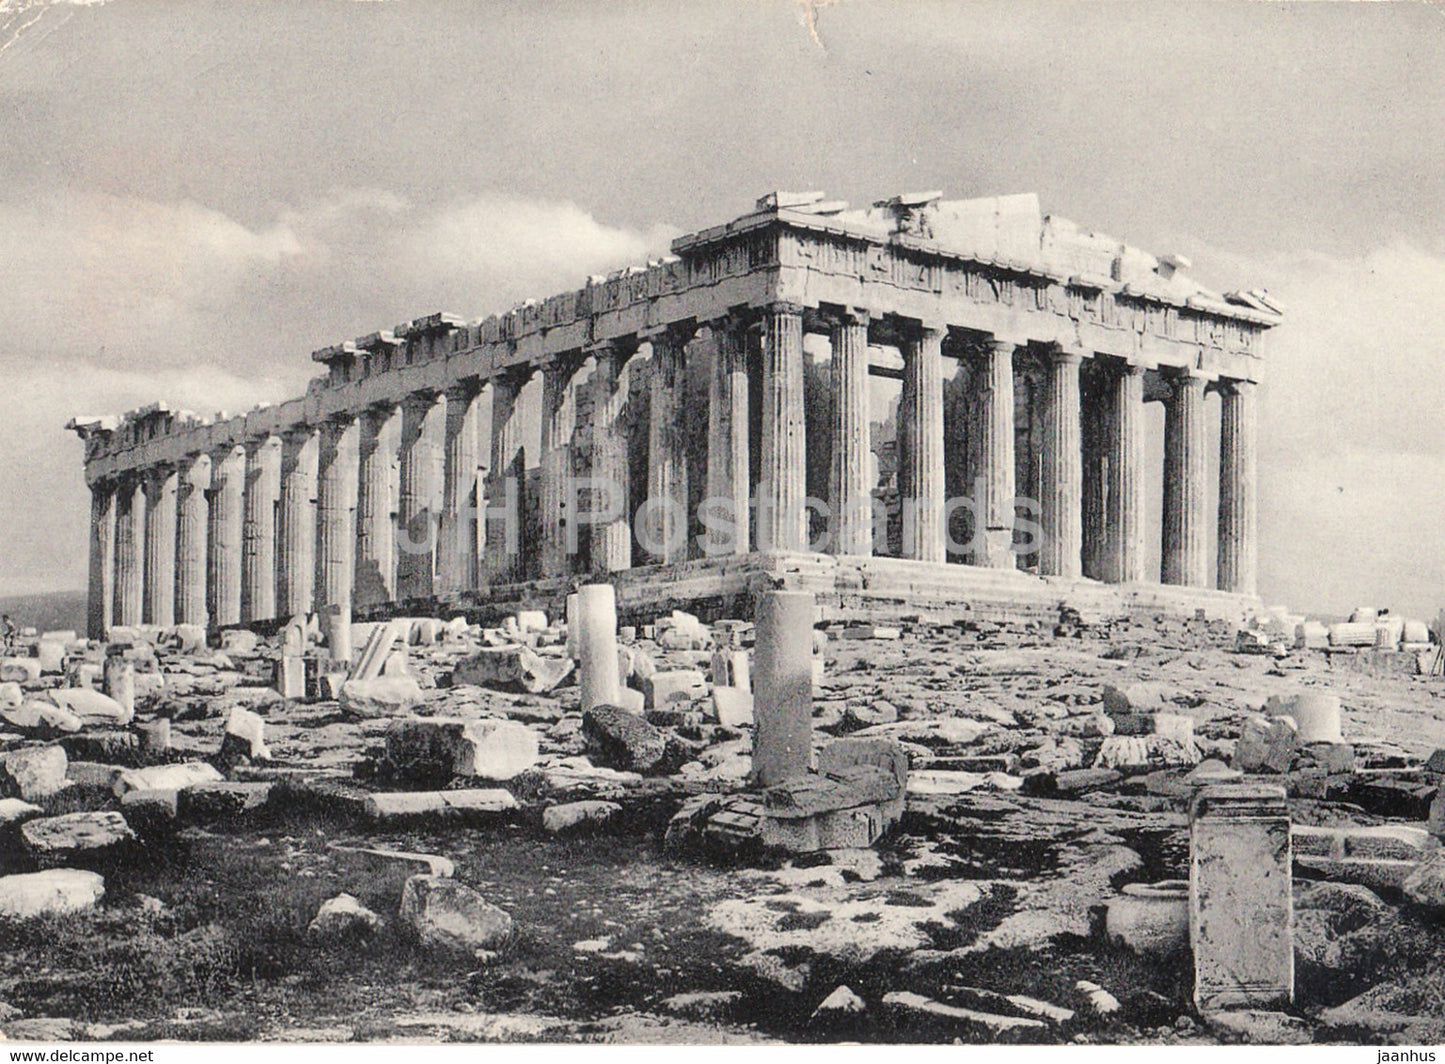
(0, 597, 1441, 1045)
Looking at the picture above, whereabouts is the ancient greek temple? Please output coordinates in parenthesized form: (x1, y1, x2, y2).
(69, 191, 1279, 638)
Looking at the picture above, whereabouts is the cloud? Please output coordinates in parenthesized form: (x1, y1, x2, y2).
(0, 187, 676, 595)
(1185, 238, 1445, 618)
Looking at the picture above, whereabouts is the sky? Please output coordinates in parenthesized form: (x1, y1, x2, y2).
(1, 0, 1443, 619)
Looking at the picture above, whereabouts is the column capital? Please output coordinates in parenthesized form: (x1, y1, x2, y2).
(1044, 344, 1085, 367)
(583, 335, 640, 362)
(821, 306, 872, 329)
(763, 300, 806, 318)
(639, 319, 697, 345)
(1165, 368, 1209, 397)
(986, 335, 1023, 356)
(705, 306, 756, 334)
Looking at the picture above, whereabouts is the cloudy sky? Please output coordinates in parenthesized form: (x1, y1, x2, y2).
(1, 0, 1442, 619)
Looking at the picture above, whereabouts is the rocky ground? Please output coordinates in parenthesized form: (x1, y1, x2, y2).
(0, 607, 1442, 1045)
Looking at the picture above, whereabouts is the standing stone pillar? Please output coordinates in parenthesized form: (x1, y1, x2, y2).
(113, 474, 146, 628)
(575, 583, 621, 712)
(175, 452, 212, 627)
(397, 390, 446, 601)
(143, 464, 178, 627)
(1217, 379, 1258, 596)
(276, 426, 319, 620)
(439, 380, 483, 595)
(1039, 347, 1083, 578)
(539, 359, 580, 579)
(589, 343, 633, 574)
(705, 314, 751, 556)
(827, 309, 872, 557)
(356, 403, 401, 607)
(645, 327, 692, 564)
(1105, 364, 1147, 584)
(86, 480, 116, 640)
(242, 435, 282, 624)
(898, 323, 946, 562)
(758, 303, 807, 553)
(487, 370, 528, 584)
(1190, 784, 1293, 1010)
(1162, 372, 1209, 587)
(752, 590, 815, 788)
(977, 339, 1018, 568)
(316, 413, 360, 617)
(208, 445, 246, 627)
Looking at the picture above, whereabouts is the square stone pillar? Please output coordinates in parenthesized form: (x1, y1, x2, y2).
(644, 326, 694, 564)
(827, 309, 872, 558)
(175, 452, 212, 627)
(1217, 379, 1258, 595)
(1039, 347, 1083, 578)
(487, 368, 530, 584)
(356, 403, 401, 608)
(976, 339, 1018, 568)
(397, 390, 446, 602)
(1104, 364, 1147, 583)
(588, 342, 634, 574)
(758, 303, 807, 553)
(539, 358, 581, 579)
(1163, 372, 1209, 587)
(86, 480, 116, 640)
(898, 323, 946, 563)
(1190, 784, 1293, 1011)
(113, 474, 146, 628)
(317, 413, 360, 617)
(208, 444, 246, 628)
(242, 435, 282, 624)
(704, 313, 751, 556)
(142, 464, 178, 628)
(277, 426, 319, 620)
(439, 380, 483, 595)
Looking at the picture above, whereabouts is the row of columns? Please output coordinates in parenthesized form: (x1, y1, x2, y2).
(84, 302, 1258, 638)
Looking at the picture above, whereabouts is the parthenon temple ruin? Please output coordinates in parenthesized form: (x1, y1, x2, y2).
(69, 191, 1281, 638)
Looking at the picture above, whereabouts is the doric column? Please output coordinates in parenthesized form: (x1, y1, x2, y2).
(114, 474, 146, 628)
(827, 309, 872, 557)
(208, 444, 246, 627)
(589, 343, 634, 573)
(1039, 347, 1083, 578)
(316, 413, 360, 614)
(356, 403, 401, 607)
(705, 314, 751, 556)
(539, 358, 580, 579)
(397, 390, 446, 601)
(487, 369, 528, 583)
(898, 322, 946, 562)
(977, 339, 1018, 568)
(439, 380, 483, 595)
(277, 425, 319, 618)
(143, 464, 178, 627)
(1162, 372, 1209, 587)
(242, 435, 281, 623)
(1217, 379, 1258, 595)
(758, 302, 807, 552)
(175, 452, 212, 626)
(1104, 364, 1147, 583)
(645, 326, 693, 564)
(86, 480, 115, 640)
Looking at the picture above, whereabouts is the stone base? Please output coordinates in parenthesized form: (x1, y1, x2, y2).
(369, 551, 1261, 627)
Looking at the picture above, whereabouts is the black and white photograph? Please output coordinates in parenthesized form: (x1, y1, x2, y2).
(0, 0, 1442, 1052)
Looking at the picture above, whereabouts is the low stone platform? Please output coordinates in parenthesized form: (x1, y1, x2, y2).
(384, 551, 1261, 628)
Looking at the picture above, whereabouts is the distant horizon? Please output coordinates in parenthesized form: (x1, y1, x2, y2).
(3, 1, 1443, 621)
